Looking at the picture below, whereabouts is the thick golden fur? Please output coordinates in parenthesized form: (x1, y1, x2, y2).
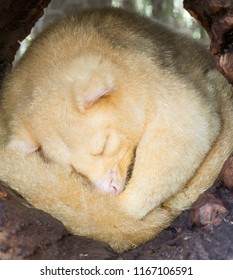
(0, 7, 233, 252)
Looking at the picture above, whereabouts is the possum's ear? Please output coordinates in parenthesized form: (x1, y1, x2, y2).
(74, 85, 115, 112)
(7, 126, 39, 154)
(83, 87, 115, 109)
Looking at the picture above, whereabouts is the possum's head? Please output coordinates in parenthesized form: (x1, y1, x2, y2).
(7, 55, 144, 195)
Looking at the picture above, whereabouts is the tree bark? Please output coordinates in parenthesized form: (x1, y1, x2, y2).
(0, 0, 51, 63)
(184, 0, 233, 84)
(0, 0, 51, 84)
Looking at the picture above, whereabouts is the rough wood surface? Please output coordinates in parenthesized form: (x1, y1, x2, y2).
(184, 0, 233, 84)
(0, 0, 51, 66)
(0, 182, 116, 260)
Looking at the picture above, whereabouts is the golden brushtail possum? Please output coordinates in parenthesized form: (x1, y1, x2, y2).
(0, 7, 233, 252)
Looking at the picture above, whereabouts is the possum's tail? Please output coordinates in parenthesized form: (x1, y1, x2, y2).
(164, 72, 233, 213)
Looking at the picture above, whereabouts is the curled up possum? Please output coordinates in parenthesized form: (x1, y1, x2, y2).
(0, 7, 233, 252)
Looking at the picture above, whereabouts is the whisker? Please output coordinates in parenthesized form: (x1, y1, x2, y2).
(118, 138, 137, 172)
(125, 148, 136, 184)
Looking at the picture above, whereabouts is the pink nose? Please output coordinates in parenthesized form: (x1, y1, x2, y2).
(110, 185, 122, 195)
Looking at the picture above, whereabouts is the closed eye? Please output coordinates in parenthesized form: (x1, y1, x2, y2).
(91, 136, 109, 156)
